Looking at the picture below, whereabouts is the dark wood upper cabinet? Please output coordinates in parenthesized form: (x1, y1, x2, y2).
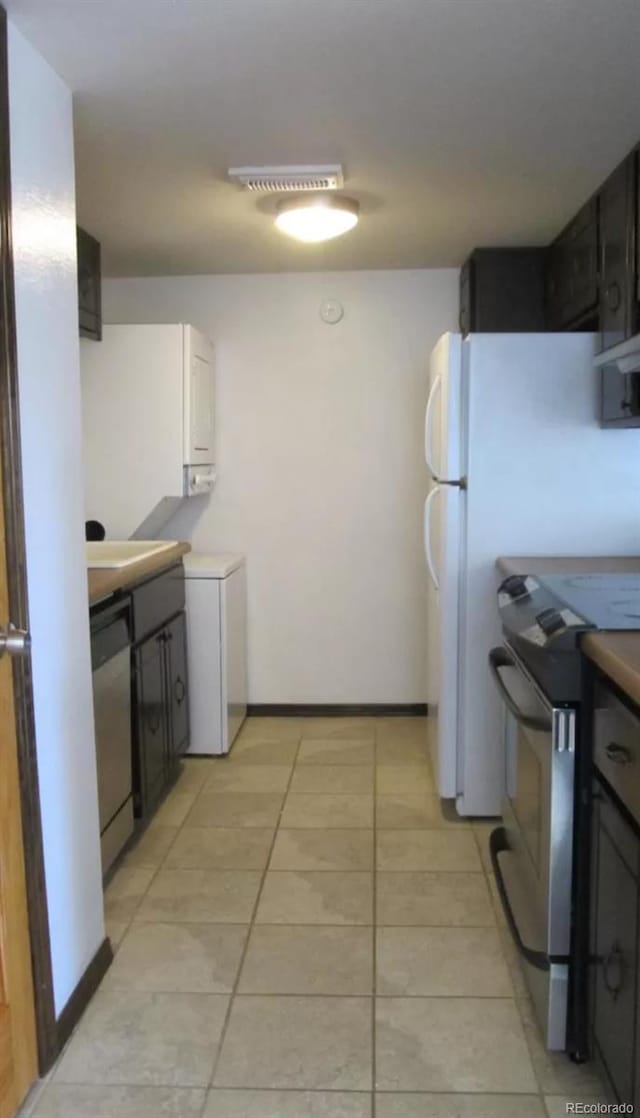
(77, 226, 102, 341)
(545, 198, 598, 331)
(458, 248, 545, 335)
(598, 153, 637, 352)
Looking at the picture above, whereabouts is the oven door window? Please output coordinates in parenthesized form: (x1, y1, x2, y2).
(496, 660, 553, 888)
(506, 707, 550, 877)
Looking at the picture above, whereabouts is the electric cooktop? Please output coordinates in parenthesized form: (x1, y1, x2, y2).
(538, 573, 640, 630)
(497, 571, 640, 702)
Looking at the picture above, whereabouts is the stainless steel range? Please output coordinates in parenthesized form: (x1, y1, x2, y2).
(490, 571, 640, 1053)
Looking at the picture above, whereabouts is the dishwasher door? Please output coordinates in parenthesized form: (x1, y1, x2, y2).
(92, 608, 133, 874)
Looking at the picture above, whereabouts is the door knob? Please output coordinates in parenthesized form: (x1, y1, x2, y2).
(0, 623, 30, 659)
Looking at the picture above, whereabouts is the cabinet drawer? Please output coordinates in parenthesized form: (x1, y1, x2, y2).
(594, 678, 640, 826)
(132, 563, 185, 644)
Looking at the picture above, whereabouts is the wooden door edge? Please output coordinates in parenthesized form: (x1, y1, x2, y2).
(0, 4, 57, 1077)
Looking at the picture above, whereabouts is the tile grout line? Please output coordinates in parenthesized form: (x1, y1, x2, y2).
(372, 727, 379, 1116)
(206, 728, 305, 1094)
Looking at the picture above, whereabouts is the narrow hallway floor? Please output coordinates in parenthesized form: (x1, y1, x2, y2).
(24, 717, 604, 1117)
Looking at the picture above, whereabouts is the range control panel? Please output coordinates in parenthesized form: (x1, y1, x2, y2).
(498, 574, 591, 652)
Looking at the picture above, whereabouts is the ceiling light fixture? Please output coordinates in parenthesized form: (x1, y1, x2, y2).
(275, 195, 359, 244)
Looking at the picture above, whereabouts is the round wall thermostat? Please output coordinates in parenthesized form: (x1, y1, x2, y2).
(319, 299, 344, 325)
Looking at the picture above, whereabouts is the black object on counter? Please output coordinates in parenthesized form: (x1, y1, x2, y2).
(85, 519, 106, 541)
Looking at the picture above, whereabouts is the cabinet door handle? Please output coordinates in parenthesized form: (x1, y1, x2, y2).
(146, 704, 162, 735)
(606, 281, 621, 311)
(175, 676, 185, 705)
(605, 741, 632, 765)
(603, 942, 624, 999)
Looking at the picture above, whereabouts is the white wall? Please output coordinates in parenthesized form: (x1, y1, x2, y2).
(9, 23, 104, 1015)
(103, 270, 458, 703)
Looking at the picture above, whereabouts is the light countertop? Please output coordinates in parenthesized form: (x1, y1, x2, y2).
(88, 542, 191, 605)
(582, 631, 640, 708)
(497, 555, 640, 578)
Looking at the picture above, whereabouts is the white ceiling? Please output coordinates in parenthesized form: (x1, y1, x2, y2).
(6, 0, 640, 276)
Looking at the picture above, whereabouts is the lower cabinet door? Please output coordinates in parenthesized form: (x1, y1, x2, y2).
(135, 632, 168, 813)
(166, 612, 190, 761)
(592, 803, 638, 1103)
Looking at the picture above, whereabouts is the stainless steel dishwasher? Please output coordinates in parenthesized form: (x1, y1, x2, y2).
(90, 599, 133, 874)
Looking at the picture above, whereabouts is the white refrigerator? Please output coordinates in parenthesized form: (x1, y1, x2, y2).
(425, 332, 640, 816)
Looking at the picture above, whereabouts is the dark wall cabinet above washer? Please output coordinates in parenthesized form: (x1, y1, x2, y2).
(77, 226, 102, 341)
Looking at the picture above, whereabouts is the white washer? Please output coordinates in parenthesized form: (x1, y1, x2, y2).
(183, 552, 248, 754)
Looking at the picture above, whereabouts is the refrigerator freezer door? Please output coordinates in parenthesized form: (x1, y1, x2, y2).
(425, 480, 462, 798)
(426, 332, 464, 483)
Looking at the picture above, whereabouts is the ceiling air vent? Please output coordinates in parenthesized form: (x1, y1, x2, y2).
(228, 164, 344, 193)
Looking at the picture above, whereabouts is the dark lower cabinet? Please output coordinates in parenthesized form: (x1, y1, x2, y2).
(130, 563, 189, 818)
(166, 611, 190, 764)
(133, 611, 190, 815)
(590, 776, 638, 1105)
(134, 631, 168, 814)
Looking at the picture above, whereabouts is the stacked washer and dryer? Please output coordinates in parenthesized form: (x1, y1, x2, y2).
(183, 553, 248, 755)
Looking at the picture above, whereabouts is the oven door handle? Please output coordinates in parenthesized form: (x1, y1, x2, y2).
(488, 647, 551, 733)
(490, 826, 551, 972)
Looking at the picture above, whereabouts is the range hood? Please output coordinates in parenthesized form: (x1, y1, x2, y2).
(594, 333, 640, 375)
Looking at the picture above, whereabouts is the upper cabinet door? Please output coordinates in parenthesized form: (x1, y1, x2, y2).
(183, 327, 215, 464)
(545, 199, 598, 331)
(599, 154, 637, 351)
(77, 226, 102, 341)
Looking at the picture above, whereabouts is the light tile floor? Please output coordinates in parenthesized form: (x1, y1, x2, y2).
(22, 716, 607, 1117)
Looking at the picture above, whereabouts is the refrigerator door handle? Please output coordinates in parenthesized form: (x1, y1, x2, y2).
(423, 488, 440, 590)
(424, 374, 442, 479)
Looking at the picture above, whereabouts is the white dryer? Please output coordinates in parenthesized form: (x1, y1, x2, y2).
(183, 553, 248, 754)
